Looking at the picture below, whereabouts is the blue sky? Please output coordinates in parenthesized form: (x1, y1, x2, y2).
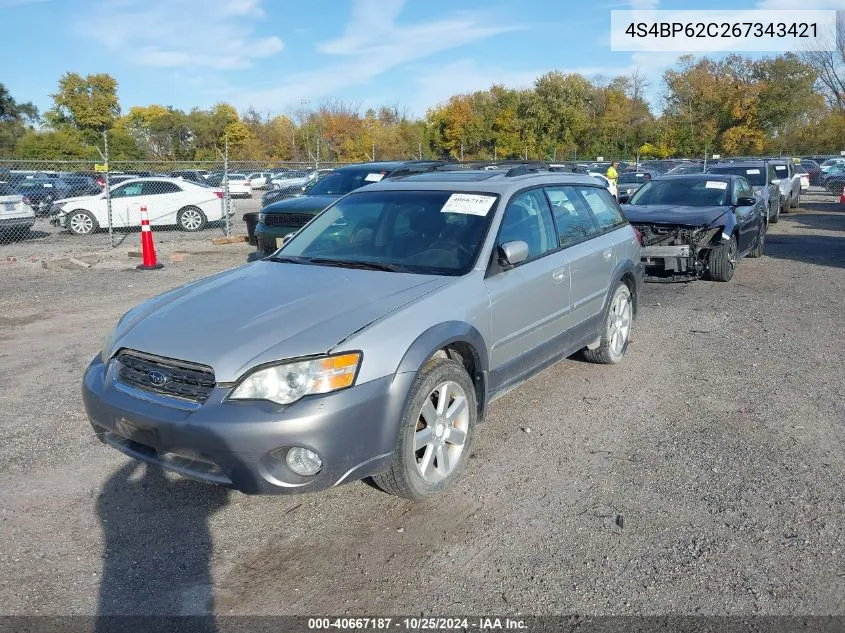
(1, 0, 841, 119)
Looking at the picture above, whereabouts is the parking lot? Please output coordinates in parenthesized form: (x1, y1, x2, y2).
(0, 188, 842, 616)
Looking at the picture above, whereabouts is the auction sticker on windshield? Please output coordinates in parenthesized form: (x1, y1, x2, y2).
(441, 193, 497, 216)
(705, 181, 728, 189)
(746, 168, 761, 174)
(364, 173, 385, 182)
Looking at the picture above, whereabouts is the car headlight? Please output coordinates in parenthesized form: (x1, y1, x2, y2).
(229, 352, 361, 405)
(259, 213, 266, 223)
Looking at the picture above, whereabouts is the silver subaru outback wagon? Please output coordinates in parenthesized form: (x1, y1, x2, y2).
(83, 169, 644, 499)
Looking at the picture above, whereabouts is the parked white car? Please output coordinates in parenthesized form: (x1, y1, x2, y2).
(588, 171, 618, 198)
(794, 165, 810, 191)
(51, 177, 226, 235)
(269, 170, 317, 189)
(245, 172, 273, 189)
(0, 181, 35, 239)
(225, 174, 252, 198)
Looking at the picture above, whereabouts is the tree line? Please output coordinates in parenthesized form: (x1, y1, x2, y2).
(1, 49, 843, 164)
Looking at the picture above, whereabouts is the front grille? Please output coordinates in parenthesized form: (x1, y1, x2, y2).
(115, 349, 216, 403)
(264, 213, 314, 228)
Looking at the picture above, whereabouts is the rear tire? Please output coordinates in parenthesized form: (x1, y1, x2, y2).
(790, 191, 799, 209)
(583, 282, 633, 365)
(177, 206, 207, 232)
(372, 357, 477, 499)
(708, 234, 737, 282)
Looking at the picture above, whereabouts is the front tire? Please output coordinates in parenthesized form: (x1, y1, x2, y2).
(583, 282, 633, 365)
(177, 206, 207, 232)
(708, 234, 737, 282)
(749, 221, 765, 258)
(372, 357, 476, 499)
(790, 191, 800, 209)
(770, 201, 779, 224)
(67, 209, 98, 236)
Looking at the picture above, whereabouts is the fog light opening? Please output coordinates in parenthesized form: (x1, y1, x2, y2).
(286, 447, 322, 476)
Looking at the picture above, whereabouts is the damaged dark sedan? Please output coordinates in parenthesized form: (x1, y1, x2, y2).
(620, 174, 765, 283)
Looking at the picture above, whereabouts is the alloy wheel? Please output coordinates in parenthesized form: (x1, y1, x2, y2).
(414, 380, 469, 483)
(70, 213, 93, 235)
(181, 208, 203, 231)
(608, 290, 632, 356)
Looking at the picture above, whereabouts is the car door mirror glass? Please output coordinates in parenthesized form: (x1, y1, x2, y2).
(499, 240, 529, 267)
(736, 196, 756, 206)
(617, 193, 630, 204)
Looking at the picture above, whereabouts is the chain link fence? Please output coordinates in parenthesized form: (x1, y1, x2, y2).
(0, 156, 348, 254)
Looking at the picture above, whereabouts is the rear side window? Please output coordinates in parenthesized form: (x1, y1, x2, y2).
(544, 186, 600, 246)
(0, 183, 18, 196)
(580, 187, 627, 231)
(142, 182, 181, 195)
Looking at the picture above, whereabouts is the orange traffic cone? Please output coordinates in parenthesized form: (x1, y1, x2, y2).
(137, 205, 163, 270)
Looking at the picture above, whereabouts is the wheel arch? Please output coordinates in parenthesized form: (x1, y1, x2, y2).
(395, 321, 489, 421)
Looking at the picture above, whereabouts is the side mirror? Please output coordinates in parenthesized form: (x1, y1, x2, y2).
(736, 196, 757, 207)
(618, 194, 630, 204)
(498, 241, 529, 267)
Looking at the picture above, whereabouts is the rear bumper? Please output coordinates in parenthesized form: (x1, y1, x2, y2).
(0, 216, 35, 230)
(83, 355, 414, 494)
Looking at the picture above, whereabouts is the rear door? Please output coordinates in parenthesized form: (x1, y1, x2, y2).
(544, 185, 617, 343)
(141, 180, 183, 225)
(484, 188, 570, 389)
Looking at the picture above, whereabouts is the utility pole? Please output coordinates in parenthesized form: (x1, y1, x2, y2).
(372, 138, 375, 162)
(223, 135, 230, 237)
(418, 142, 422, 160)
(494, 146, 497, 161)
(96, 131, 113, 247)
(460, 142, 464, 162)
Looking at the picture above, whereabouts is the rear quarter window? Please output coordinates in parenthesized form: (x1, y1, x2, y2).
(580, 187, 627, 231)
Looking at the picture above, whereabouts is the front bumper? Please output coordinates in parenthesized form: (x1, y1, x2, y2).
(83, 355, 414, 494)
(255, 222, 300, 255)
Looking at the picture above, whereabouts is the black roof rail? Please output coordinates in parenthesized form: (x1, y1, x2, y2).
(505, 166, 541, 177)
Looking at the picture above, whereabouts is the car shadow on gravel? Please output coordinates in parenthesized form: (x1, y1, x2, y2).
(765, 232, 845, 269)
(96, 461, 230, 629)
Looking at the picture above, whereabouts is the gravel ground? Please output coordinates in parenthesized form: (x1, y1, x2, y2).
(0, 189, 843, 617)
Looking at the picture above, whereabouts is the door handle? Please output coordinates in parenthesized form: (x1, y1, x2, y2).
(552, 268, 567, 283)
(602, 249, 613, 260)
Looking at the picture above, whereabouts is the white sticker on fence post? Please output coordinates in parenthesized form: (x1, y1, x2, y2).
(705, 181, 728, 190)
(441, 194, 497, 216)
(364, 173, 384, 182)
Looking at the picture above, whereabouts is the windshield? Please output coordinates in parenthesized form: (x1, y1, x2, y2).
(629, 178, 729, 207)
(821, 159, 844, 167)
(279, 190, 496, 276)
(666, 164, 704, 175)
(618, 172, 650, 184)
(772, 165, 789, 178)
(275, 170, 309, 179)
(305, 169, 385, 196)
(709, 166, 765, 186)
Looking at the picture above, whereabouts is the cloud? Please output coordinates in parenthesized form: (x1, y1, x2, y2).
(75, 0, 283, 69)
(231, 0, 519, 113)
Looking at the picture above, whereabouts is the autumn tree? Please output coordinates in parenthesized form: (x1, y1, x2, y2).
(45, 73, 120, 143)
(0, 83, 38, 153)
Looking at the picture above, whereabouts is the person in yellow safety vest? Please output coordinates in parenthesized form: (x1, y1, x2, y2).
(606, 161, 619, 187)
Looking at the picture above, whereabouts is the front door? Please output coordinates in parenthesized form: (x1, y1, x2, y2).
(484, 188, 570, 391)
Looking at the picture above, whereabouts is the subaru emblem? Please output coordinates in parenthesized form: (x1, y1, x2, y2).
(148, 370, 168, 386)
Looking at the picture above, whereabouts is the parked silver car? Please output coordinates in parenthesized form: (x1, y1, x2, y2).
(83, 169, 644, 499)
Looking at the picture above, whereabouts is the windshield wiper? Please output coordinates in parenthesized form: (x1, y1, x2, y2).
(308, 258, 408, 273)
(265, 255, 310, 264)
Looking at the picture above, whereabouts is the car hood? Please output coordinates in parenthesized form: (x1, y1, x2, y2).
(621, 205, 730, 226)
(108, 262, 451, 382)
(263, 195, 339, 214)
(54, 193, 101, 207)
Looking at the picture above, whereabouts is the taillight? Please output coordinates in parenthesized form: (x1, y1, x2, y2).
(632, 226, 645, 246)
(214, 191, 224, 199)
